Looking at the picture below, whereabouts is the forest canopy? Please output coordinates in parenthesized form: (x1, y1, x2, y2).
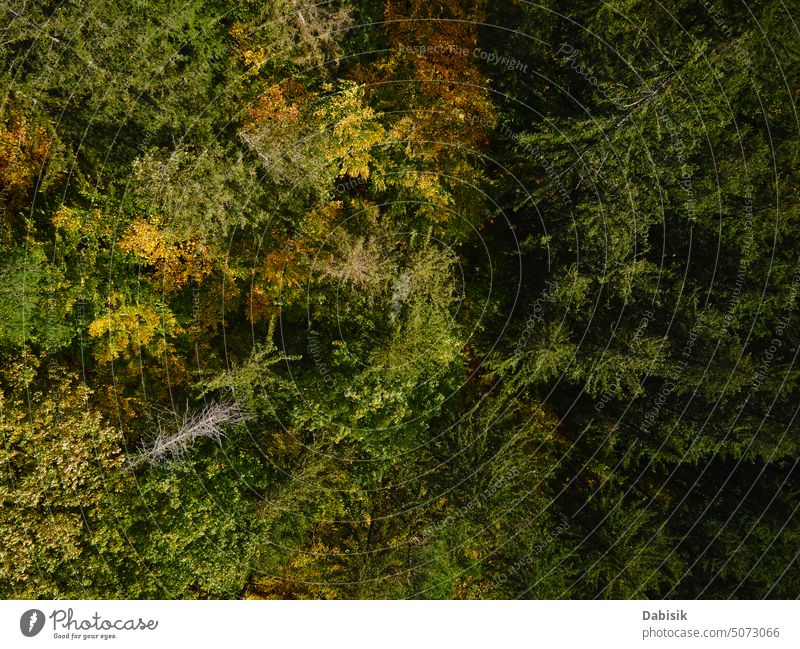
(1, 0, 799, 599)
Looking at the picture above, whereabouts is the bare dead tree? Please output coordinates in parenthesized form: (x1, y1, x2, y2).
(322, 234, 390, 290)
(130, 401, 251, 467)
(286, 0, 352, 64)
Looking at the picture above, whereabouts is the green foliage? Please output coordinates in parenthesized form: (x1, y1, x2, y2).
(0, 372, 123, 597)
(0, 246, 77, 350)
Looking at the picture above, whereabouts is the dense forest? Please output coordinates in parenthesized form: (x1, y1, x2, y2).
(1, 0, 799, 599)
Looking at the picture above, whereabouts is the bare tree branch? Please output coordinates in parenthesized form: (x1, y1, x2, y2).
(130, 401, 251, 467)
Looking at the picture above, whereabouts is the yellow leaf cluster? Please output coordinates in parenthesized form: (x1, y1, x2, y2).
(120, 218, 212, 293)
(0, 111, 51, 198)
(228, 22, 267, 73)
(52, 205, 113, 238)
(316, 85, 386, 180)
(87, 296, 181, 363)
